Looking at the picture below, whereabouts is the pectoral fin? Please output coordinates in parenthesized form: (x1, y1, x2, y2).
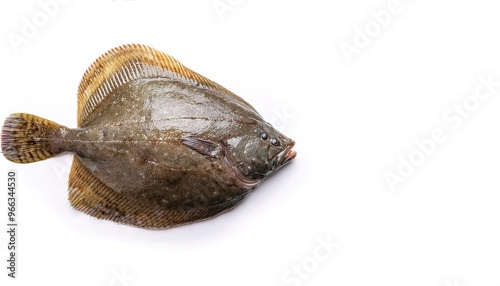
(181, 135, 223, 158)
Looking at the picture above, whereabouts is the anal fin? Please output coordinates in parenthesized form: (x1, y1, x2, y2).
(68, 157, 128, 224)
(68, 156, 248, 229)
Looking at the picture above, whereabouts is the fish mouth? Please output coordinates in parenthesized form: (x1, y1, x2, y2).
(278, 141, 297, 167)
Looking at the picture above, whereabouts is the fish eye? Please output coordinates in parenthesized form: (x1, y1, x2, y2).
(270, 138, 279, 146)
(261, 133, 268, 140)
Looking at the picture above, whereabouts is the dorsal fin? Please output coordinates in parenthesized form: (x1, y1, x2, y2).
(76, 44, 257, 126)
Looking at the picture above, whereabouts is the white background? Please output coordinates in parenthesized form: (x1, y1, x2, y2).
(1, 1, 500, 285)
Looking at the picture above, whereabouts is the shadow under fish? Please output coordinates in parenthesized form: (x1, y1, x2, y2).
(0, 44, 296, 229)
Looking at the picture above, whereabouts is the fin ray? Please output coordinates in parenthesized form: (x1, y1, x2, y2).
(181, 134, 222, 158)
(1, 113, 68, 163)
(77, 44, 257, 127)
(68, 156, 249, 229)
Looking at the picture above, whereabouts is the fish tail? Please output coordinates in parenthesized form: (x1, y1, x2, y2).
(1, 113, 69, 163)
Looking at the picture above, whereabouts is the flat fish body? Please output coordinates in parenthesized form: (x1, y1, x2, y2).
(1, 44, 296, 229)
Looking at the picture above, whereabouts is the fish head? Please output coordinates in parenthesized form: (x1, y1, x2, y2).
(227, 122, 296, 180)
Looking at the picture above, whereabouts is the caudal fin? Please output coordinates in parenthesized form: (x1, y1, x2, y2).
(1, 113, 68, 163)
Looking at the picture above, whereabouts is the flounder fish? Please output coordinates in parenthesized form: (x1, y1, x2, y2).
(0, 44, 296, 229)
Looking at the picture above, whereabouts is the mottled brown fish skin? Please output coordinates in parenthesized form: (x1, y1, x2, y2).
(0, 44, 296, 229)
(66, 78, 265, 209)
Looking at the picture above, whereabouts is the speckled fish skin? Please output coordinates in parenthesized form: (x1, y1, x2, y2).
(70, 78, 293, 209)
(0, 44, 296, 229)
